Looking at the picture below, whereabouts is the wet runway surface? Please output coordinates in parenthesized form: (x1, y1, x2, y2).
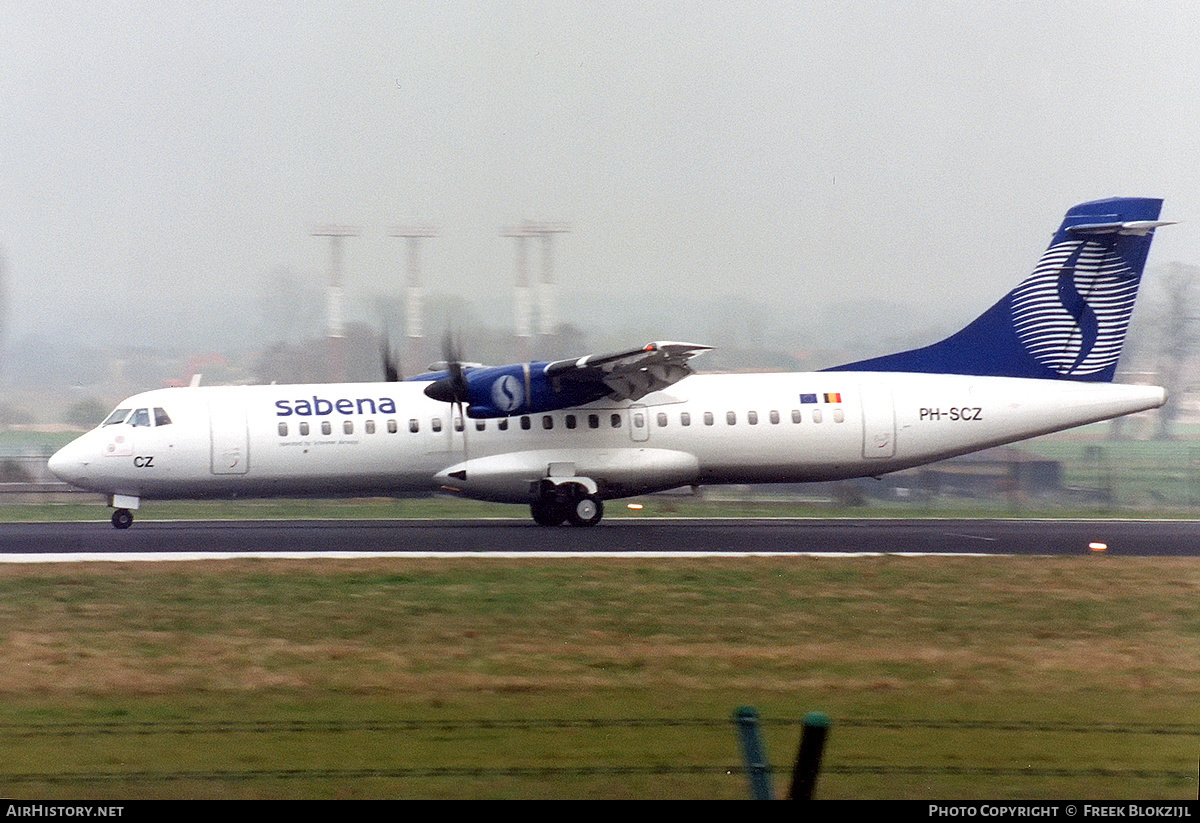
(1, 517, 1198, 557)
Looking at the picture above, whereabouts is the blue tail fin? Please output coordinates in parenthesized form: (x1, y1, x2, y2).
(827, 197, 1169, 381)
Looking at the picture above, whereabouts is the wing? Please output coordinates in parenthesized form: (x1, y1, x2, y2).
(544, 341, 711, 402)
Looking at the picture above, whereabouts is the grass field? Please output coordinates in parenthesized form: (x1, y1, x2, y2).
(0, 555, 1195, 799)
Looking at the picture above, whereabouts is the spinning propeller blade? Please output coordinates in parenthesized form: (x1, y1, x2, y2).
(381, 332, 401, 382)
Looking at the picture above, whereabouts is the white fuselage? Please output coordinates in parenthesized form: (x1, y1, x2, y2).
(48, 372, 1166, 506)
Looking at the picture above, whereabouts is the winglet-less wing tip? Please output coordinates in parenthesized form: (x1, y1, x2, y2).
(643, 341, 713, 355)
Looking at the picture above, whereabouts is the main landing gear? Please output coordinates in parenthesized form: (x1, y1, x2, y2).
(530, 481, 604, 527)
(111, 508, 134, 529)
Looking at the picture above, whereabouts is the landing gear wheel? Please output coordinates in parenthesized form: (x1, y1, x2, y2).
(111, 509, 133, 530)
(566, 495, 603, 527)
(530, 498, 568, 527)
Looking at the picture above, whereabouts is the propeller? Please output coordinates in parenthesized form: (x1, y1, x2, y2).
(421, 331, 471, 464)
(424, 332, 470, 410)
(381, 331, 402, 382)
(445, 332, 468, 410)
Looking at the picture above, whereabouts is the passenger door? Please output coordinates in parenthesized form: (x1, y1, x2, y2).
(859, 385, 895, 459)
(209, 398, 249, 475)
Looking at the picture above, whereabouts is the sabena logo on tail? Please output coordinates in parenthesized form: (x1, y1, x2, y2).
(1009, 237, 1140, 378)
(827, 197, 1173, 382)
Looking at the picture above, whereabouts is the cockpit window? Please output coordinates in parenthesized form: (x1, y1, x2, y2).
(128, 408, 151, 427)
(154, 407, 172, 427)
(103, 408, 131, 426)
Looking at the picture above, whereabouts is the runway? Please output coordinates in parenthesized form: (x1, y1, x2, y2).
(1, 517, 1199, 560)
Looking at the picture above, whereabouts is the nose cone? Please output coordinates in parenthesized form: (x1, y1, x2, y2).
(47, 438, 91, 488)
(423, 378, 454, 403)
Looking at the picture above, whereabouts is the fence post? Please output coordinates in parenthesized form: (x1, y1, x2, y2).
(733, 706, 773, 800)
(788, 711, 830, 800)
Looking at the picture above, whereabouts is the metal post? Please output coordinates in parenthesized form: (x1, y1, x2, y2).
(788, 711, 830, 800)
(733, 706, 773, 800)
(390, 226, 437, 378)
(503, 221, 568, 360)
(312, 225, 360, 383)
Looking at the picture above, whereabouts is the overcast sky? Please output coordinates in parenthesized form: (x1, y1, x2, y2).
(4, 1, 1200, 353)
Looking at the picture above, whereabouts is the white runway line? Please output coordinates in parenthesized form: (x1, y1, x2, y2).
(0, 551, 999, 563)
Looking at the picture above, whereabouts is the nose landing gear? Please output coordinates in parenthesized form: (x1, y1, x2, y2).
(107, 494, 140, 529)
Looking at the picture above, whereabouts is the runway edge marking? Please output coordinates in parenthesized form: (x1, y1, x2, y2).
(0, 551, 1003, 563)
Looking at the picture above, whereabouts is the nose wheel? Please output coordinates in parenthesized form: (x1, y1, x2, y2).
(111, 508, 134, 530)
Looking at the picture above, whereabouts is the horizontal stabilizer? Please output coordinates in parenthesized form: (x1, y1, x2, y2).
(1066, 220, 1177, 237)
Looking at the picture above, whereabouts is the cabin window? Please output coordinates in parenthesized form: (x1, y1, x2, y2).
(703, 411, 714, 426)
(633, 413, 645, 428)
(657, 412, 668, 428)
(791, 409, 801, 424)
(565, 414, 577, 429)
(769, 410, 780, 424)
(476, 420, 486, 432)
(833, 408, 845, 423)
(431, 418, 442, 432)
(278, 422, 288, 436)
(129, 408, 151, 427)
(410, 419, 420, 433)
(588, 414, 600, 429)
(498, 418, 509, 431)
(521, 416, 531, 430)
(154, 408, 172, 426)
(387, 419, 398, 434)
(300, 422, 310, 436)
(321, 421, 332, 435)
(365, 420, 376, 434)
(542, 415, 553, 430)
(726, 411, 736, 426)
(747, 411, 758, 425)
(103, 409, 131, 426)
(454, 417, 464, 432)
(812, 409, 823, 424)
(610, 413, 622, 428)
(680, 412, 691, 426)
(343, 421, 354, 435)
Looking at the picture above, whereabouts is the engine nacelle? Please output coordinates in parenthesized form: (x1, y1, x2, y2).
(433, 447, 701, 503)
(422, 362, 609, 418)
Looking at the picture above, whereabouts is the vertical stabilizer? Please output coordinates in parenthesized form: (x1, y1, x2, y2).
(828, 198, 1169, 381)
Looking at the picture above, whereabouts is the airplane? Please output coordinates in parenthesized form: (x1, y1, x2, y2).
(48, 197, 1173, 529)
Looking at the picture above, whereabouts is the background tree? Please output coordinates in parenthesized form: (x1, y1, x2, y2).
(63, 398, 109, 430)
(1143, 262, 1200, 440)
